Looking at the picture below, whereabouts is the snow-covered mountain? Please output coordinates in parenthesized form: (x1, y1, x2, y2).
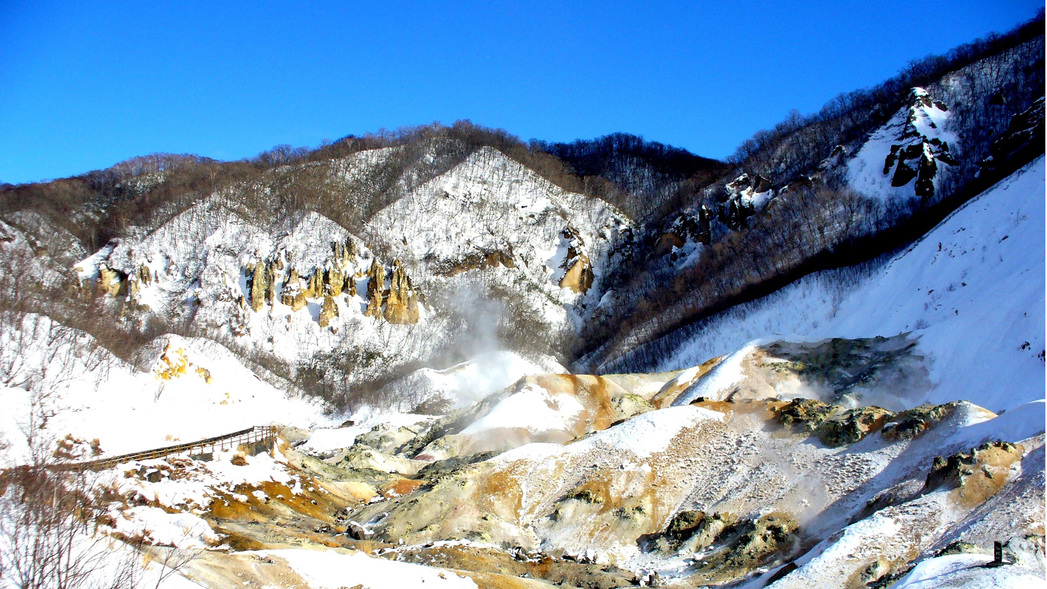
(0, 22, 1043, 589)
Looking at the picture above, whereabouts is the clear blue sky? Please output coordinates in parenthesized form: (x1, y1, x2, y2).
(0, 1, 1041, 184)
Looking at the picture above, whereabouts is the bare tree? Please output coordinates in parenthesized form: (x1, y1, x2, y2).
(0, 466, 138, 589)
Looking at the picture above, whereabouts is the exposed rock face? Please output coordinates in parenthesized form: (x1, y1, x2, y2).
(325, 268, 347, 296)
(775, 399, 893, 446)
(652, 204, 713, 262)
(881, 88, 959, 199)
(364, 258, 385, 319)
(640, 510, 734, 554)
(775, 398, 834, 431)
(98, 265, 128, 297)
(557, 228, 595, 294)
(242, 238, 421, 326)
(816, 405, 893, 447)
(924, 441, 1024, 507)
(722, 172, 772, 231)
(246, 261, 272, 312)
(691, 512, 798, 584)
(654, 232, 685, 257)
(127, 265, 151, 298)
(318, 294, 338, 328)
(280, 269, 300, 307)
(559, 253, 594, 294)
(697, 205, 711, 245)
(384, 260, 420, 324)
(980, 96, 1045, 176)
(435, 250, 516, 277)
(881, 402, 958, 440)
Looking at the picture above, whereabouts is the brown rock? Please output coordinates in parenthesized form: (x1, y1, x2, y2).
(559, 254, 594, 294)
(384, 260, 419, 324)
(98, 266, 128, 297)
(318, 294, 339, 327)
(654, 233, 685, 257)
(249, 261, 267, 311)
(924, 441, 1023, 507)
(280, 269, 301, 306)
(291, 291, 309, 312)
(326, 268, 346, 296)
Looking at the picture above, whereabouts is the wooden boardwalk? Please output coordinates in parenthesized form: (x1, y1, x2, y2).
(64, 425, 278, 471)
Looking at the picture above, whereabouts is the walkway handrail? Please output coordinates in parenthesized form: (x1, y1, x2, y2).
(61, 425, 278, 471)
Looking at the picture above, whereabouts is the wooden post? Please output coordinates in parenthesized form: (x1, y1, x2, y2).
(987, 541, 1005, 567)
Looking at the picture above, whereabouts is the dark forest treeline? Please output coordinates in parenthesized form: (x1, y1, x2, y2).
(530, 133, 730, 222)
(0, 121, 595, 252)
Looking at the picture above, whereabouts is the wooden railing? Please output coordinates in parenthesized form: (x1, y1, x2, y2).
(63, 425, 278, 471)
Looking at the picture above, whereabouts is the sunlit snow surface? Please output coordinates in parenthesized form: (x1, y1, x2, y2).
(0, 333, 335, 467)
(847, 87, 958, 201)
(267, 548, 479, 589)
(657, 156, 1045, 413)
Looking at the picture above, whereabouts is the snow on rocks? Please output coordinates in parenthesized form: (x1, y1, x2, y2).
(91, 448, 300, 548)
(848, 87, 959, 201)
(657, 156, 1045, 414)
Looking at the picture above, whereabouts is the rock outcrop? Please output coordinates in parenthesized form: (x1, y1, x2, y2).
(364, 258, 385, 319)
(242, 238, 421, 326)
(924, 441, 1024, 507)
(557, 228, 595, 294)
(435, 249, 516, 277)
(97, 265, 128, 297)
(318, 294, 338, 328)
(881, 88, 959, 199)
(383, 260, 420, 324)
(980, 96, 1045, 177)
(246, 260, 275, 312)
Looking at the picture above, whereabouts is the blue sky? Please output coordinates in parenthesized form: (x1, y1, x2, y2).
(0, 1, 1041, 184)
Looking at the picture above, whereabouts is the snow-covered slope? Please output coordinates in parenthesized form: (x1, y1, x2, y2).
(67, 146, 629, 414)
(0, 327, 335, 467)
(653, 156, 1045, 413)
(848, 88, 959, 201)
(365, 146, 630, 324)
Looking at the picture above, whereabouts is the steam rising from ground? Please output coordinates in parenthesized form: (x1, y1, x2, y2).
(372, 281, 565, 414)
